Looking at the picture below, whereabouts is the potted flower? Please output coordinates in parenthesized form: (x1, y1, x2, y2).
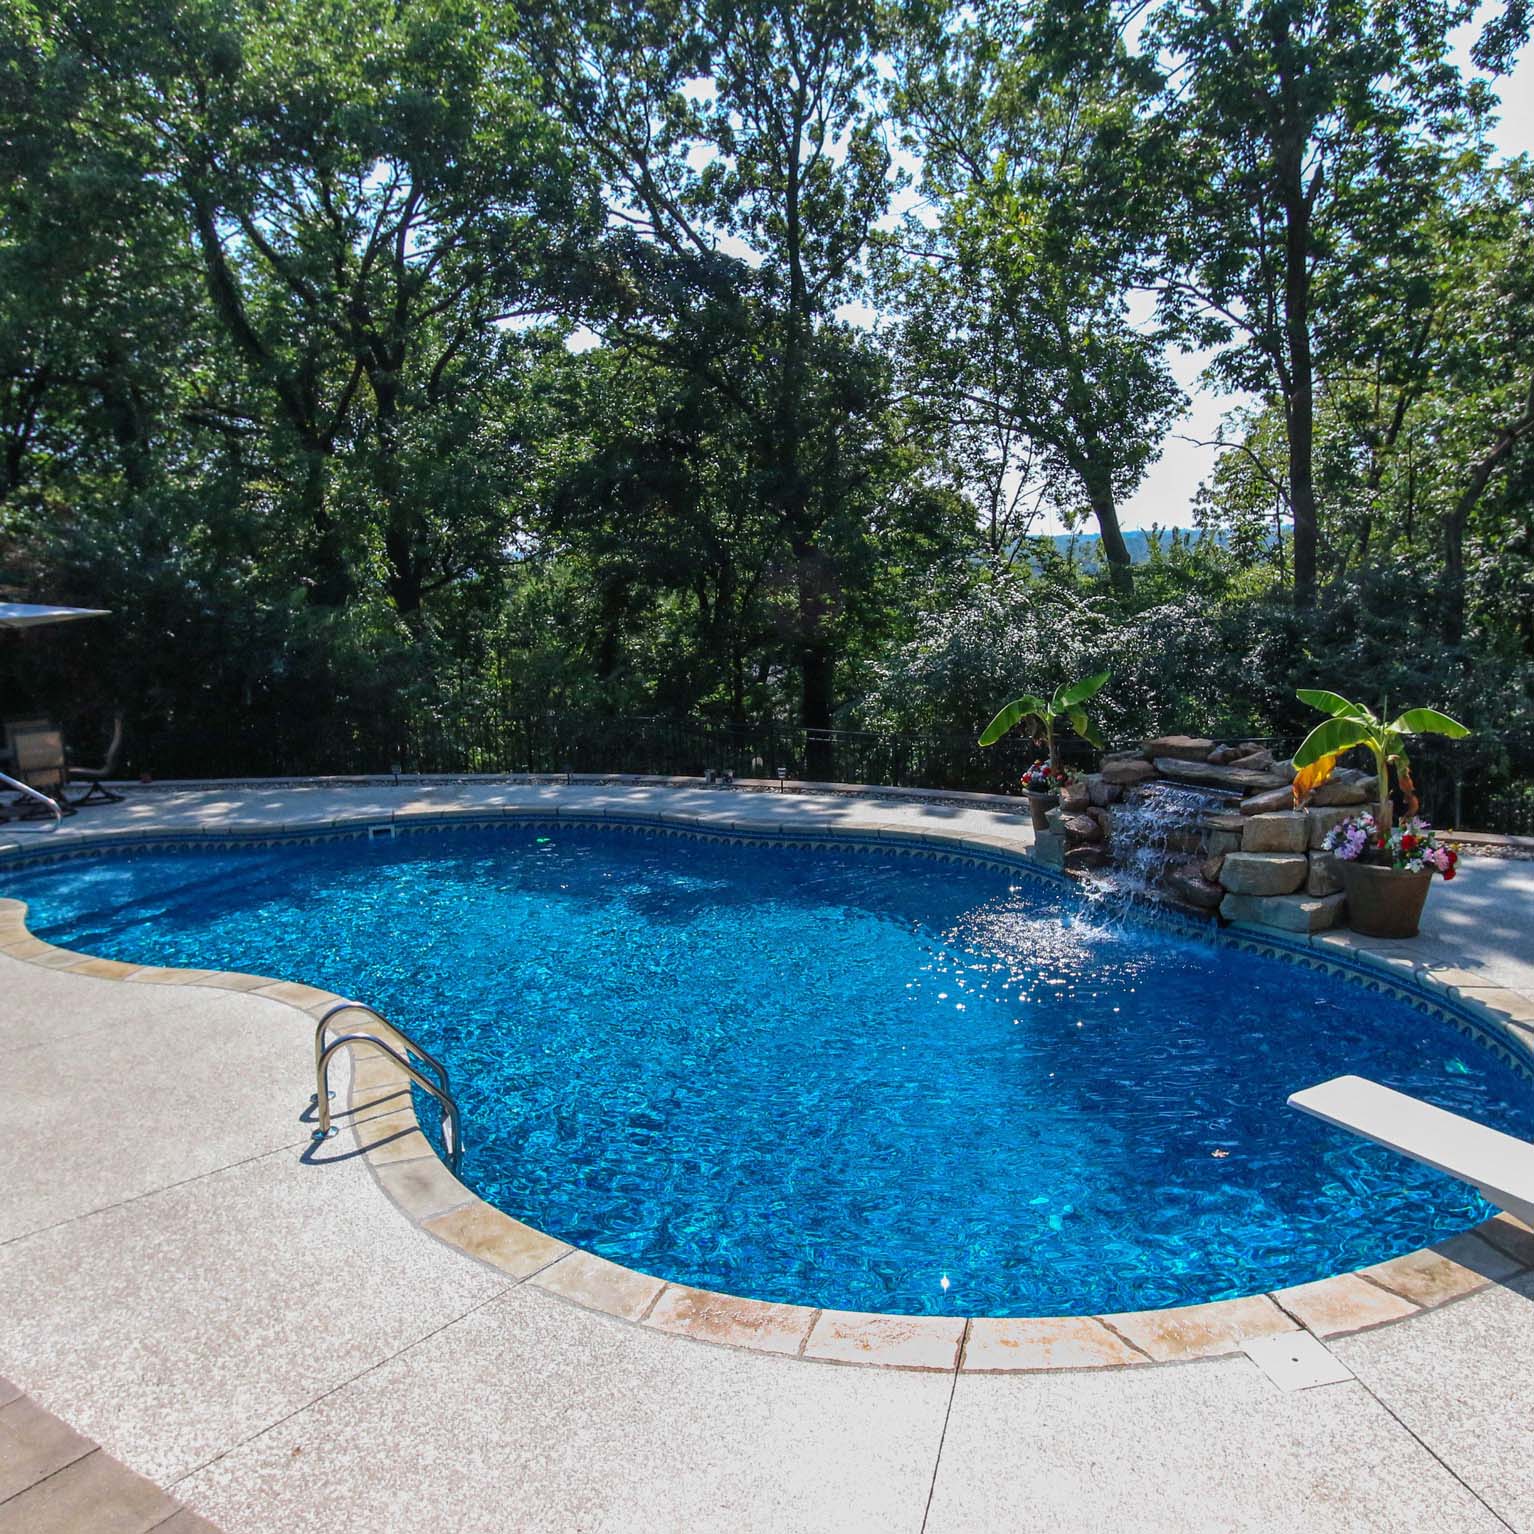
(979, 672, 1111, 831)
(1019, 759, 1073, 830)
(1322, 811, 1459, 938)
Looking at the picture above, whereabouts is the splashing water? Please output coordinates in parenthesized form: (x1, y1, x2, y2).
(1083, 780, 1231, 910)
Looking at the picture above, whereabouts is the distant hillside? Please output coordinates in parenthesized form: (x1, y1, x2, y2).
(1046, 529, 1210, 566)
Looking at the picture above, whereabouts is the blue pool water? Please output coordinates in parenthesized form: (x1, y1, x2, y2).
(7, 824, 1530, 1316)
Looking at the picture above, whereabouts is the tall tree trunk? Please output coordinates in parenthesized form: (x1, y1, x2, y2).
(1274, 73, 1319, 608)
(800, 637, 835, 781)
(373, 370, 425, 618)
(1086, 473, 1133, 595)
(794, 541, 835, 780)
(1282, 194, 1318, 608)
(298, 452, 351, 607)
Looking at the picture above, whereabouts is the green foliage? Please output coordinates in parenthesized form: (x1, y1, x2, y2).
(978, 668, 1110, 772)
(1293, 687, 1471, 821)
(888, 0, 1180, 592)
(1, 0, 1532, 811)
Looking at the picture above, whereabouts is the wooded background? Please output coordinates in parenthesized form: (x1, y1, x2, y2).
(2, 0, 1531, 822)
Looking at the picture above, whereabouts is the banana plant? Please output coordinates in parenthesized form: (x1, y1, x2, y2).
(1291, 690, 1469, 831)
(979, 671, 1112, 774)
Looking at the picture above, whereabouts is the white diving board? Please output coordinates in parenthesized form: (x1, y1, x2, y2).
(1289, 1074, 1534, 1228)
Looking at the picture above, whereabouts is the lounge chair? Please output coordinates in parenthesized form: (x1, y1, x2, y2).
(68, 714, 124, 804)
(6, 725, 75, 818)
(1290, 1075, 1534, 1226)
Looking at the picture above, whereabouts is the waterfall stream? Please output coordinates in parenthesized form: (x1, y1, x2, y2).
(1080, 780, 1232, 911)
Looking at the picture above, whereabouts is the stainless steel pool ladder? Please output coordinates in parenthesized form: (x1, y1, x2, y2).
(0, 770, 62, 831)
(312, 1001, 463, 1173)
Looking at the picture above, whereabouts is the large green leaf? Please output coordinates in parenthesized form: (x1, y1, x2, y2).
(1067, 706, 1103, 748)
(1292, 717, 1374, 767)
(1296, 689, 1373, 723)
(979, 695, 1049, 747)
(1057, 669, 1111, 707)
(1387, 707, 1470, 739)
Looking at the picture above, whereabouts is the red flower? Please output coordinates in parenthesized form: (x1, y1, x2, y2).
(1400, 833, 1417, 853)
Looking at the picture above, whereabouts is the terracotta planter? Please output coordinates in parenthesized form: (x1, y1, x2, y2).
(1339, 861, 1433, 939)
(1025, 790, 1059, 832)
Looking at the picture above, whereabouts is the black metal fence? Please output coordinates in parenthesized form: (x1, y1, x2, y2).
(107, 694, 1534, 836)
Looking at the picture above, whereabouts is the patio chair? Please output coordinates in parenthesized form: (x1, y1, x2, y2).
(2, 717, 50, 765)
(7, 725, 75, 818)
(67, 714, 125, 804)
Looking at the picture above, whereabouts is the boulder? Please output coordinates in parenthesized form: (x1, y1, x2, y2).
(1219, 891, 1348, 934)
(1240, 786, 1295, 817)
(1059, 780, 1090, 813)
(1030, 830, 1067, 868)
(1207, 744, 1242, 766)
(1231, 748, 1274, 771)
(1219, 852, 1307, 896)
(1205, 828, 1243, 858)
(1201, 852, 1227, 882)
(1203, 811, 1246, 834)
(1045, 808, 1067, 834)
(1306, 806, 1357, 849)
(1307, 851, 1344, 897)
(1241, 812, 1309, 854)
(1062, 812, 1103, 843)
(1272, 758, 1297, 783)
(1102, 758, 1156, 786)
(1155, 758, 1288, 793)
(1308, 778, 1368, 807)
(1143, 735, 1216, 762)
(1065, 844, 1111, 872)
(1086, 774, 1123, 808)
(1168, 862, 1224, 910)
(1086, 806, 1114, 840)
(1103, 748, 1151, 765)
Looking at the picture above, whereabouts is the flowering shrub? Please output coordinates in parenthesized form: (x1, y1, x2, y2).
(1021, 760, 1072, 793)
(1322, 811, 1458, 879)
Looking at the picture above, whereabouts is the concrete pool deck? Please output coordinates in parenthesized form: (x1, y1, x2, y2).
(2, 780, 1533, 1531)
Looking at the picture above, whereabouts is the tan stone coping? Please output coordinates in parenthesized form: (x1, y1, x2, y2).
(3, 807, 1534, 1374)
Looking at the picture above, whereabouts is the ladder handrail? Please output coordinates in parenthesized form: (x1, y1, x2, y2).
(313, 999, 451, 1096)
(314, 1032, 463, 1174)
(0, 770, 61, 832)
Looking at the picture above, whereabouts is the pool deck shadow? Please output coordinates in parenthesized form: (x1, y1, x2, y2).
(3, 780, 1534, 1531)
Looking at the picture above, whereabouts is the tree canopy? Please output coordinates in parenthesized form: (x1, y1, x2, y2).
(2, 0, 1532, 816)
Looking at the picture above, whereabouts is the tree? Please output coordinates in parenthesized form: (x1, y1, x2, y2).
(47, 0, 592, 619)
(892, 0, 1180, 594)
(1150, 0, 1481, 607)
(532, 0, 925, 772)
(1429, 164, 1534, 644)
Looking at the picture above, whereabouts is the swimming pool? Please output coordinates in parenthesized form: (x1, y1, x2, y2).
(7, 821, 1530, 1317)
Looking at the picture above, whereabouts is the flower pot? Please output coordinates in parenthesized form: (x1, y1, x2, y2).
(1339, 861, 1433, 939)
(1026, 790, 1059, 832)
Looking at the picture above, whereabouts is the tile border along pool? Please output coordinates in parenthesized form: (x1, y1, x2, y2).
(3, 794, 1533, 1375)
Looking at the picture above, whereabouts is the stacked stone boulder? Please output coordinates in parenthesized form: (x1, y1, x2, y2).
(1035, 783, 1114, 873)
(1216, 759, 1372, 934)
(1045, 731, 1378, 937)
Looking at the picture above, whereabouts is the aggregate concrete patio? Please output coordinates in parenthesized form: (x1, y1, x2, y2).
(2, 781, 1533, 1532)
